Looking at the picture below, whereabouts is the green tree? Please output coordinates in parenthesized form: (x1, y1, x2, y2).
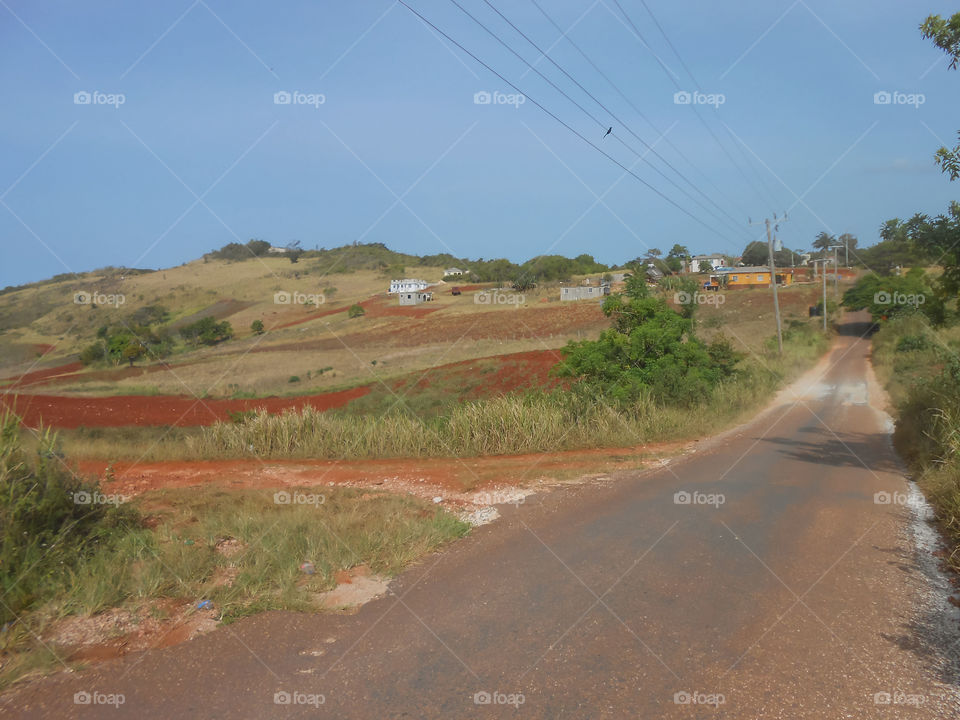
(180, 317, 233, 346)
(841, 270, 935, 322)
(554, 273, 740, 405)
(922, 13, 960, 179)
(348, 304, 365, 318)
(251, 319, 265, 335)
(122, 341, 145, 367)
(812, 231, 835, 256)
(741, 241, 768, 266)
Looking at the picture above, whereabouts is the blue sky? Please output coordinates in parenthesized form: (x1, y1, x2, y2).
(1, 0, 958, 287)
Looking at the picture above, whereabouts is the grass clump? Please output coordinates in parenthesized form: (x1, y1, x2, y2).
(0, 414, 468, 689)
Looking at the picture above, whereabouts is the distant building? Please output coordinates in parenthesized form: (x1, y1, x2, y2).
(389, 278, 429, 294)
(688, 254, 726, 273)
(716, 266, 793, 288)
(398, 290, 433, 305)
(443, 267, 466, 277)
(645, 265, 664, 283)
(267, 247, 289, 254)
(560, 284, 610, 301)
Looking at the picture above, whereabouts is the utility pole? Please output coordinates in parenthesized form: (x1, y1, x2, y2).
(812, 259, 827, 331)
(830, 245, 843, 297)
(749, 214, 786, 355)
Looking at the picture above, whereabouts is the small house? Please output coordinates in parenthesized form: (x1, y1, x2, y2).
(398, 290, 433, 305)
(443, 267, 465, 277)
(560, 284, 610, 301)
(389, 278, 429, 294)
(688, 254, 726, 273)
(717, 266, 794, 288)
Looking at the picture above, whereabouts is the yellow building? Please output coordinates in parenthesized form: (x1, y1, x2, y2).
(717, 266, 793, 288)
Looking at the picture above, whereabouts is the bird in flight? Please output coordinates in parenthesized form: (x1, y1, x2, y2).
(603, 127, 612, 139)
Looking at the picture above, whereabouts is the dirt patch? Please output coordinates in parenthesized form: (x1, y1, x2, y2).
(0, 362, 84, 389)
(315, 565, 390, 610)
(358, 295, 443, 319)
(45, 601, 218, 662)
(2, 385, 371, 428)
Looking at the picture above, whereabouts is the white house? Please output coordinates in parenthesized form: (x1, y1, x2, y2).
(443, 267, 466, 277)
(267, 246, 289, 255)
(688, 254, 726, 273)
(389, 278, 429, 294)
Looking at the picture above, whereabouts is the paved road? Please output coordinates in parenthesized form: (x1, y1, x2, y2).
(4, 313, 959, 718)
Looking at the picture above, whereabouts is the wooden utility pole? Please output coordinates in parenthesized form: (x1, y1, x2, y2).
(750, 215, 784, 355)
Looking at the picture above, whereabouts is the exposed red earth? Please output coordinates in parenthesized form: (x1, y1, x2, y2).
(75, 443, 677, 500)
(0, 362, 85, 389)
(0, 349, 562, 428)
(0, 386, 371, 428)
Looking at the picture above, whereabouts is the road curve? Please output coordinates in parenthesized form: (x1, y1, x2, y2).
(3, 312, 959, 718)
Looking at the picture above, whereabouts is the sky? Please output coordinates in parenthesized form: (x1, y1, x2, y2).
(1, 0, 959, 288)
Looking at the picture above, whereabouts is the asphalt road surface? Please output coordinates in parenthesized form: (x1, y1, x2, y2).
(4, 312, 959, 718)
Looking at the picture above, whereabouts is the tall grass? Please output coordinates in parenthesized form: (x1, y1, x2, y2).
(872, 313, 960, 567)
(0, 415, 469, 689)
(187, 322, 828, 460)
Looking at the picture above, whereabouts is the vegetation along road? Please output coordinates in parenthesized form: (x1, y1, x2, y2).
(4, 311, 957, 718)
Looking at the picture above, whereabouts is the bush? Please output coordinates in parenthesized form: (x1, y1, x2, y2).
(348, 304, 365, 319)
(251, 319, 265, 335)
(180, 317, 233, 346)
(555, 277, 741, 405)
(0, 415, 139, 623)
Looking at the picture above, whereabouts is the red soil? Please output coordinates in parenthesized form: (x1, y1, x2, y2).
(74, 441, 682, 498)
(2, 385, 370, 429)
(0, 362, 85, 389)
(358, 296, 443, 319)
(1, 349, 564, 429)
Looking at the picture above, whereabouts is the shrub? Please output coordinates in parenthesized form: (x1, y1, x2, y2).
(251, 319, 265, 335)
(0, 414, 139, 623)
(180, 317, 233, 346)
(348, 304, 365, 318)
(555, 278, 740, 405)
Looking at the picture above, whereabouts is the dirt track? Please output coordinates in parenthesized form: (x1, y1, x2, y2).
(3, 313, 958, 718)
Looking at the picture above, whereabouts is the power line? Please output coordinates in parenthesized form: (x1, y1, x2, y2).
(612, 0, 777, 215)
(482, 0, 750, 242)
(396, 0, 744, 243)
(529, 0, 753, 230)
(446, 0, 746, 244)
